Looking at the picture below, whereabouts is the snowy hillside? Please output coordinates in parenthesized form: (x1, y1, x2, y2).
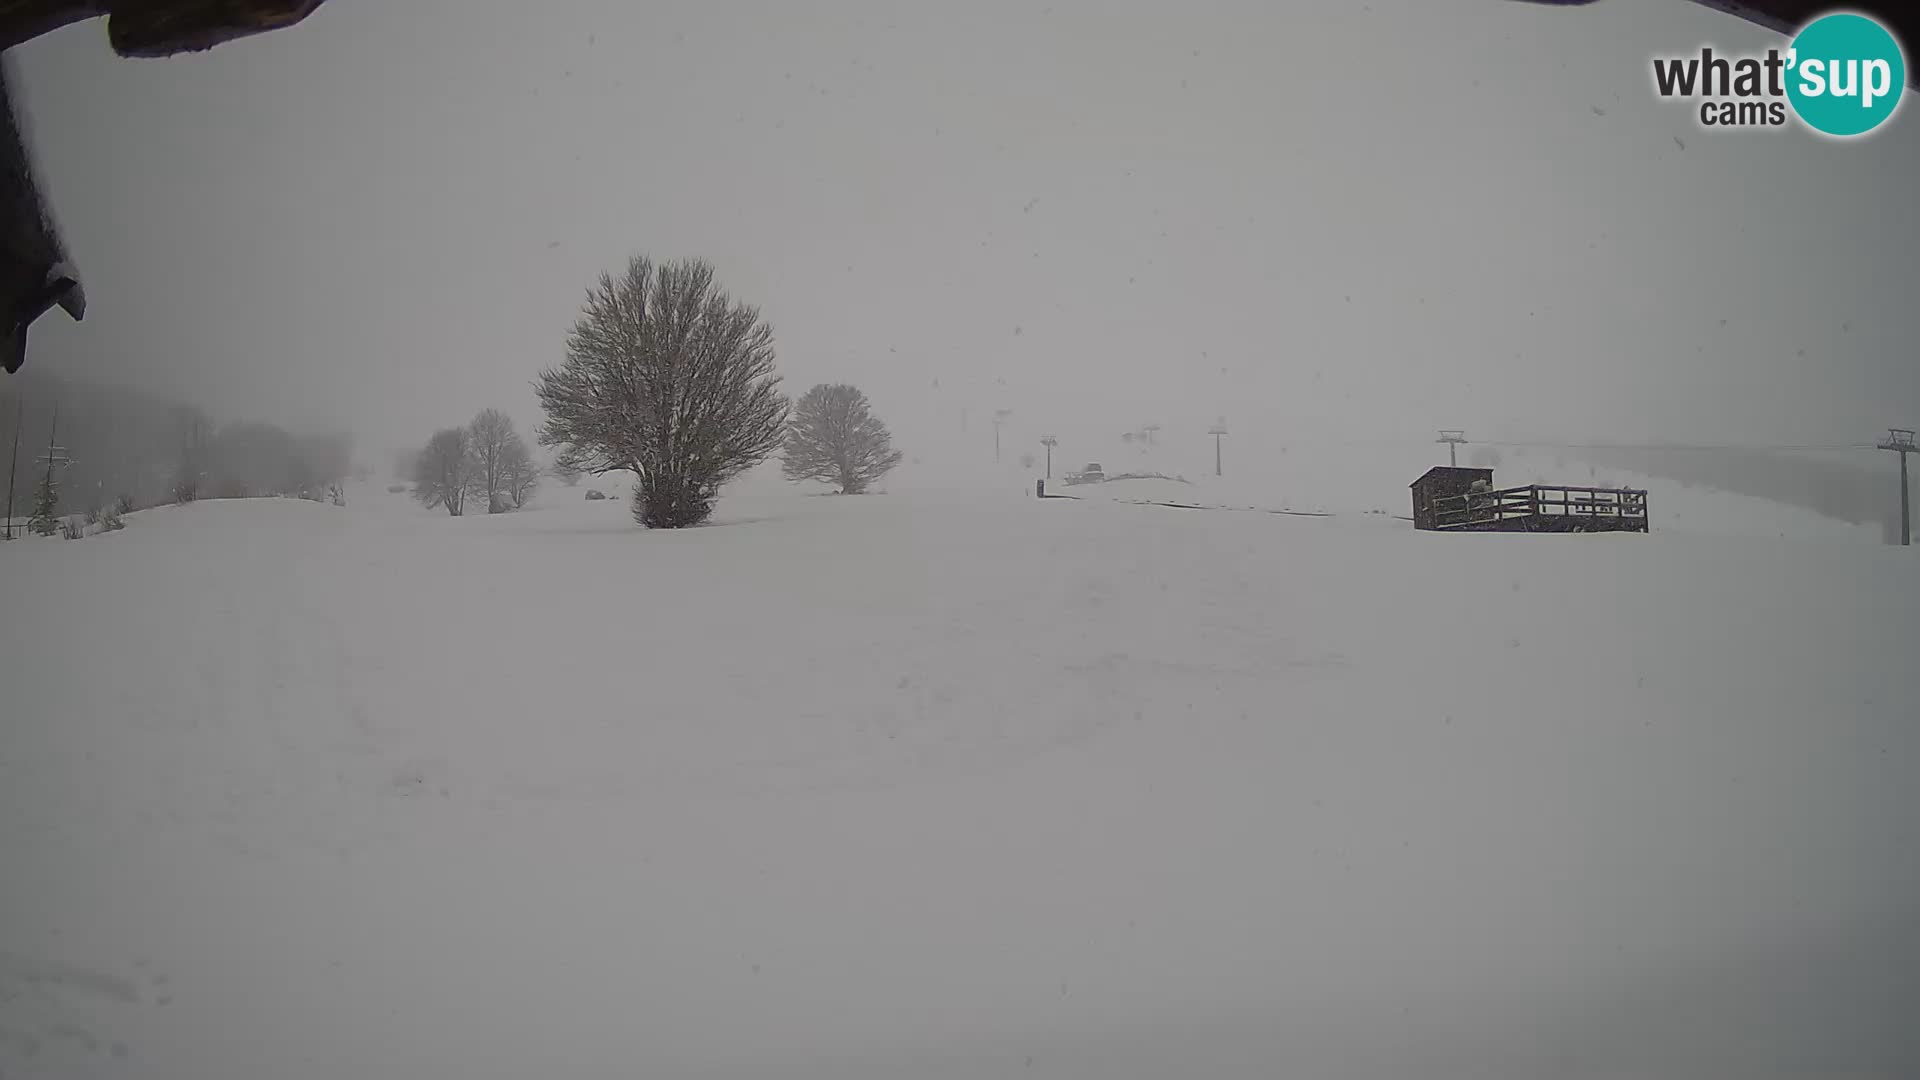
(3, 483, 1915, 1079)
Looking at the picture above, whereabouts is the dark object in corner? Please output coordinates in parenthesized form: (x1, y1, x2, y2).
(0, 2, 328, 375)
(0, 57, 83, 374)
(0, 1, 328, 58)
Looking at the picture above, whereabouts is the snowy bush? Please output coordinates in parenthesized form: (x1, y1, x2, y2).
(59, 515, 84, 540)
(100, 506, 125, 531)
(387, 483, 407, 494)
(584, 489, 607, 501)
(114, 492, 136, 515)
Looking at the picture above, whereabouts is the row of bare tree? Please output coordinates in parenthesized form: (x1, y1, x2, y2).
(534, 255, 903, 528)
(410, 409, 540, 516)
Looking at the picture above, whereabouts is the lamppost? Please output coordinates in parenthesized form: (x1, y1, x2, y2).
(1208, 421, 1227, 477)
(1039, 435, 1057, 478)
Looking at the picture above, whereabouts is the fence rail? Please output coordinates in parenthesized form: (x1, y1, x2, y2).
(1430, 484, 1648, 530)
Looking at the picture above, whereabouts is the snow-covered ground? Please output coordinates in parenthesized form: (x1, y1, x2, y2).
(2, 480, 1916, 1079)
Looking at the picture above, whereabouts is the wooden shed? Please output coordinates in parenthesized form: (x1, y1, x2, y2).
(1410, 467, 1493, 531)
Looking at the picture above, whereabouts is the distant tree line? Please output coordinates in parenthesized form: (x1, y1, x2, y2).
(169, 410, 350, 504)
(1, 369, 352, 519)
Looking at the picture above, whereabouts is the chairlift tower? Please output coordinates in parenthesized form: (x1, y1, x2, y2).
(3, 393, 20, 539)
(1878, 427, 1916, 546)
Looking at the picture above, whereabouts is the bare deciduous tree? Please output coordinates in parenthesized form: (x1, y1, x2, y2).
(536, 255, 789, 528)
(413, 427, 474, 516)
(781, 383, 903, 494)
(172, 405, 210, 503)
(467, 408, 523, 513)
(500, 433, 539, 508)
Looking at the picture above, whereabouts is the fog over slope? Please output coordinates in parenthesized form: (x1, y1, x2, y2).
(6, 0, 1917, 475)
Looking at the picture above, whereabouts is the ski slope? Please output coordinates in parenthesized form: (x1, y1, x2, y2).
(2, 482, 1916, 1079)
(892, 433, 1889, 545)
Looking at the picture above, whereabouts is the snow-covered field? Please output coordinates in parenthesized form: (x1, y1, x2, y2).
(3, 480, 1916, 1079)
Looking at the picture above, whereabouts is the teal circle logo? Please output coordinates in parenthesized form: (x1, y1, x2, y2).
(1786, 13, 1905, 136)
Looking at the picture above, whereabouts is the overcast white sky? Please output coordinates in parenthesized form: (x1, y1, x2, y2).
(10, 0, 1919, 461)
